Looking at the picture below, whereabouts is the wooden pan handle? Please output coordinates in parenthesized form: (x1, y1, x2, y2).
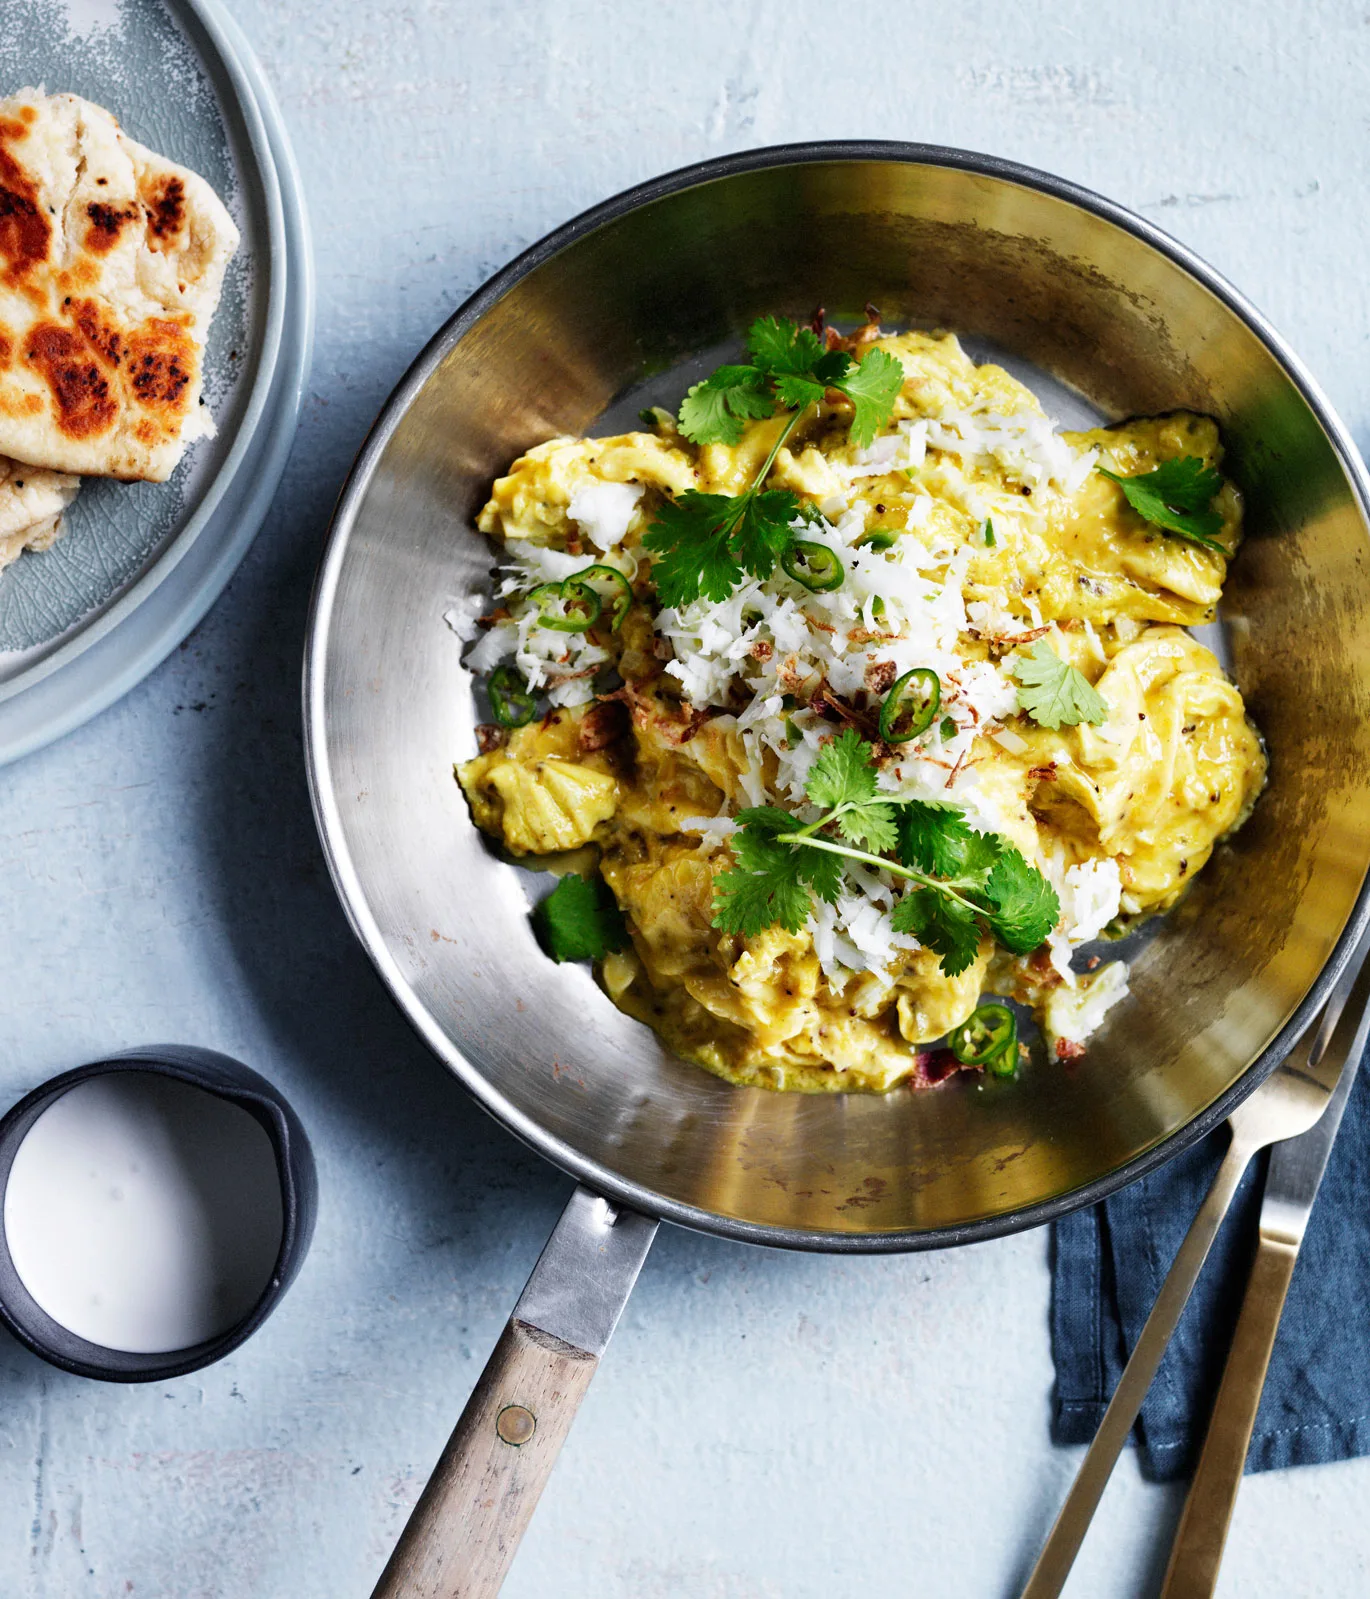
(371, 1319, 597, 1599)
(371, 1187, 658, 1599)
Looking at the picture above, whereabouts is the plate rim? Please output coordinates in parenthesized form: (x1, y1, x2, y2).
(305, 139, 1370, 1253)
(0, 0, 288, 707)
(0, 0, 313, 763)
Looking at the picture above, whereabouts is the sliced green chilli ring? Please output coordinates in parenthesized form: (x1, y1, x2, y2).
(986, 1038, 1020, 1079)
(488, 664, 536, 728)
(528, 580, 600, 633)
(949, 1002, 1018, 1069)
(566, 565, 633, 630)
(781, 540, 844, 592)
(859, 529, 897, 552)
(879, 667, 941, 743)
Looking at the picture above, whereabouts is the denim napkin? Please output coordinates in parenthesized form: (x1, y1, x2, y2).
(1050, 1039, 1370, 1481)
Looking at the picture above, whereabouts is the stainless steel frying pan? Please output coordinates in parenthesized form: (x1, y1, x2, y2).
(304, 143, 1370, 1597)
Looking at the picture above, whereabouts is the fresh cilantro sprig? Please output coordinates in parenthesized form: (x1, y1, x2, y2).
(1097, 456, 1226, 552)
(1011, 639, 1108, 731)
(711, 730, 1059, 977)
(679, 316, 905, 450)
(533, 874, 629, 963)
(677, 365, 775, 445)
(645, 317, 905, 607)
(644, 486, 799, 608)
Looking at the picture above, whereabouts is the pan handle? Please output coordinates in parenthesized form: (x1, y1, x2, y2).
(370, 1186, 658, 1599)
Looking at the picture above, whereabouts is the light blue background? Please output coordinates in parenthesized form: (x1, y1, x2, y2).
(2, 3, 1368, 1595)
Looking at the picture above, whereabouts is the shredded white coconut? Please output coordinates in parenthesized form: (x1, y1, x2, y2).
(442, 595, 485, 643)
(568, 480, 644, 549)
(921, 407, 1098, 499)
(680, 814, 738, 850)
(1046, 959, 1130, 1047)
(1043, 858, 1124, 983)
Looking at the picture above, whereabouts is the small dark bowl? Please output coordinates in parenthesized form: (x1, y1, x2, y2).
(0, 1046, 316, 1382)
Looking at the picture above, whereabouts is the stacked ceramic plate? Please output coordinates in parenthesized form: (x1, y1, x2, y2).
(0, 0, 313, 763)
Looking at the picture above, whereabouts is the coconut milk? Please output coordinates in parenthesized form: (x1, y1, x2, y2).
(3, 1073, 284, 1354)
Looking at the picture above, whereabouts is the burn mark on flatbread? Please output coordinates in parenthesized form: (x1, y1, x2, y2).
(126, 320, 195, 417)
(24, 324, 117, 438)
(0, 323, 12, 369)
(72, 298, 125, 369)
(0, 119, 51, 287)
(140, 173, 186, 253)
(85, 201, 140, 255)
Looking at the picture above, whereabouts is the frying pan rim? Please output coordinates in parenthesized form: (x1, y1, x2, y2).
(304, 138, 1370, 1254)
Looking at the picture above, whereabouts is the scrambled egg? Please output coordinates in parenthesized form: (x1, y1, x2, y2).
(458, 331, 1266, 1093)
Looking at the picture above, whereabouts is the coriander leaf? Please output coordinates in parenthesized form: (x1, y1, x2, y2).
(643, 492, 742, 608)
(730, 489, 800, 579)
(831, 347, 906, 449)
(803, 728, 896, 850)
(890, 888, 982, 977)
(896, 802, 1003, 885)
(712, 808, 814, 937)
(770, 347, 854, 413)
(958, 830, 1005, 882)
(979, 848, 1060, 954)
(747, 315, 830, 377)
(678, 365, 775, 445)
(727, 806, 801, 870)
(834, 800, 898, 855)
(896, 800, 975, 878)
(1097, 456, 1226, 551)
(533, 874, 629, 962)
(748, 314, 853, 410)
(796, 843, 844, 904)
(812, 348, 853, 386)
(805, 728, 879, 811)
(1011, 638, 1108, 730)
(771, 370, 828, 412)
(712, 859, 811, 937)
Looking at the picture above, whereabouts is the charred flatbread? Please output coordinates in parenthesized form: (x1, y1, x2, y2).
(0, 454, 79, 573)
(0, 88, 239, 483)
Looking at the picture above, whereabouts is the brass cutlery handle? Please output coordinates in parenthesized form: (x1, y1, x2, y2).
(1158, 1231, 1299, 1599)
(1019, 1133, 1257, 1599)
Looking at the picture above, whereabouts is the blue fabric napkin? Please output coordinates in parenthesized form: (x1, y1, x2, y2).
(1050, 1040, 1370, 1481)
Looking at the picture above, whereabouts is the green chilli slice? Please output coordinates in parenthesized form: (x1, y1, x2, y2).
(565, 564, 633, 631)
(781, 540, 844, 592)
(948, 1002, 1018, 1071)
(528, 580, 601, 633)
(487, 663, 537, 728)
(879, 667, 941, 743)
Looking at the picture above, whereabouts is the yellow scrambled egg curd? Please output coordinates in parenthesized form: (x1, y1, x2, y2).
(457, 329, 1266, 1093)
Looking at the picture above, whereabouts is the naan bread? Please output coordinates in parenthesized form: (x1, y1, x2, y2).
(0, 88, 239, 483)
(0, 454, 79, 573)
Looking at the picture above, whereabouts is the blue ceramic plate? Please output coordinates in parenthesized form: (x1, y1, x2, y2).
(0, 0, 312, 762)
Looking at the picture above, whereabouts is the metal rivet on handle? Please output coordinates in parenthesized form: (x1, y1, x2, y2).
(496, 1404, 536, 1446)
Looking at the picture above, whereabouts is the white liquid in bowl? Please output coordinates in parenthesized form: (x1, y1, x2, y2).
(3, 1073, 285, 1354)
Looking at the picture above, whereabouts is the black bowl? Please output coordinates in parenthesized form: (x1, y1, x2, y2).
(0, 1045, 316, 1382)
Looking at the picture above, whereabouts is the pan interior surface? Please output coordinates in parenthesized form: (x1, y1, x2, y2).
(309, 150, 1370, 1245)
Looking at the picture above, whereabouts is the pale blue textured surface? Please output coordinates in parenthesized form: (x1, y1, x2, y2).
(2, 3, 1370, 1596)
